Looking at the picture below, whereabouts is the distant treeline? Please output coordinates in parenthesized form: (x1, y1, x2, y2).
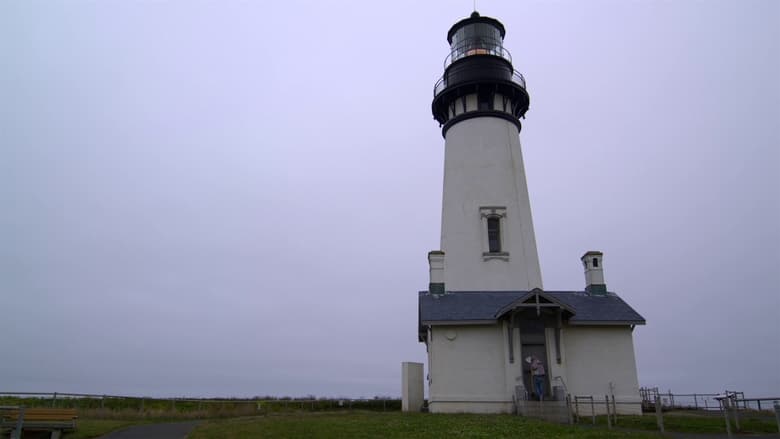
(0, 393, 402, 419)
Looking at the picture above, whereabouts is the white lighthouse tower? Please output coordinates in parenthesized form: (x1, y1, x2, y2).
(432, 12, 542, 291)
(418, 12, 645, 415)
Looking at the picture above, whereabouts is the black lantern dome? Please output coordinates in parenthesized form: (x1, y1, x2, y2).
(432, 12, 530, 135)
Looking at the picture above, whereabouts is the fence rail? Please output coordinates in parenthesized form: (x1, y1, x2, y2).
(3, 389, 779, 437)
(528, 387, 780, 438)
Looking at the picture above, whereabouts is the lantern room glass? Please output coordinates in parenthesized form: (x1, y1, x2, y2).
(449, 23, 504, 64)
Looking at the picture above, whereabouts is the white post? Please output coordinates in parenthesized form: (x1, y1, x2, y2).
(655, 395, 664, 434)
(401, 362, 424, 412)
(773, 401, 779, 433)
(721, 398, 732, 438)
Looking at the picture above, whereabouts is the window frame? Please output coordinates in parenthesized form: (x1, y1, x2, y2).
(480, 206, 509, 261)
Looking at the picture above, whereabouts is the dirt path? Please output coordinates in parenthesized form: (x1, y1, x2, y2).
(98, 421, 201, 439)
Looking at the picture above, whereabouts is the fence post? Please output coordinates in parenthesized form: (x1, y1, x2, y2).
(669, 390, 674, 409)
(732, 396, 740, 432)
(574, 396, 580, 423)
(590, 397, 595, 425)
(141, 398, 145, 412)
(655, 395, 664, 434)
(773, 401, 780, 434)
(721, 398, 733, 438)
(694, 393, 698, 410)
(101, 395, 106, 409)
(605, 395, 612, 429)
(171, 399, 176, 411)
(566, 394, 573, 425)
(52, 392, 57, 407)
(611, 394, 617, 425)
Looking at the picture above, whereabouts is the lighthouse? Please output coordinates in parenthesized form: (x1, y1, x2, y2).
(417, 12, 645, 415)
(432, 11, 542, 291)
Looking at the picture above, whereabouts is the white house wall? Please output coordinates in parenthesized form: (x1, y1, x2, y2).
(428, 324, 514, 413)
(562, 326, 642, 415)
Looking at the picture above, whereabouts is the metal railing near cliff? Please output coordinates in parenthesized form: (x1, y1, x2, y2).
(515, 389, 780, 436)
(640, 387, 727, 411)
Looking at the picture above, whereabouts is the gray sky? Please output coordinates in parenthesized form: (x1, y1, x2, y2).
(1, 0, 778, 398)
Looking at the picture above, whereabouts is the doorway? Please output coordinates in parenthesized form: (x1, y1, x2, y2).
(519, 316, 548, 400)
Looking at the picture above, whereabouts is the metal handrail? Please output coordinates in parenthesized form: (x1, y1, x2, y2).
(433, 70, 526, 97)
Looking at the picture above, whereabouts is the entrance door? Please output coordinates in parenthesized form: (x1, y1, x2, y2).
(519, 317, 548, 400)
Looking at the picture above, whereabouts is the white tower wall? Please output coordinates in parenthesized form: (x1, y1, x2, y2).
(440, 116, 543, 291)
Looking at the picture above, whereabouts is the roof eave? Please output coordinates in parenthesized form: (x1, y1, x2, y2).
(567, 320, 646, 326)
(421, 319, 497, 326)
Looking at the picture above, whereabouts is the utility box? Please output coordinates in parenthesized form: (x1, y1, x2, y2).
(402, 362, 424, 412)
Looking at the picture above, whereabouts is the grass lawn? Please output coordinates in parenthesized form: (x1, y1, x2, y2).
(52, 409, 780, 438)
(593, 411, 779, 434)
(189, 411, 658, 439)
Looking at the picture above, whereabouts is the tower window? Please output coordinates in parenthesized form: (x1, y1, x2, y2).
(487, 217, 501, 253)
(592, 258, 599, 268)
(480, 206, 508, 260)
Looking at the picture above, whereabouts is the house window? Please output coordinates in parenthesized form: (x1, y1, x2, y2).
(487, 217, 501, 252)
(480, 206, 508, 260)
(592, 258, 599, 268)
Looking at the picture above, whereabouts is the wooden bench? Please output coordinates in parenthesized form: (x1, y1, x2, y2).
(0, 407, 78, 439)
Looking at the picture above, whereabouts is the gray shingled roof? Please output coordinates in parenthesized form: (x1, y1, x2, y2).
(419, 290, 645, 326)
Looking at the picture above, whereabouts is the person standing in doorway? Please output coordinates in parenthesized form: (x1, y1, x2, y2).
(526, 356, 546, 400)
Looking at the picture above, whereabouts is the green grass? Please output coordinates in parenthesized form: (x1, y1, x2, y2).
(14, 407, 778, 438)
(591, 411, 779, 434)
(189, 411, 659, 439)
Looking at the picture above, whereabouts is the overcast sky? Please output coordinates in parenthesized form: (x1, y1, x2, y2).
(1, 0, 778, 399)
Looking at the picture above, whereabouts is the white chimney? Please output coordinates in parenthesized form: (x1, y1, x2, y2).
(428, 251, 445, 295)
(581, 251, 606, 295)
